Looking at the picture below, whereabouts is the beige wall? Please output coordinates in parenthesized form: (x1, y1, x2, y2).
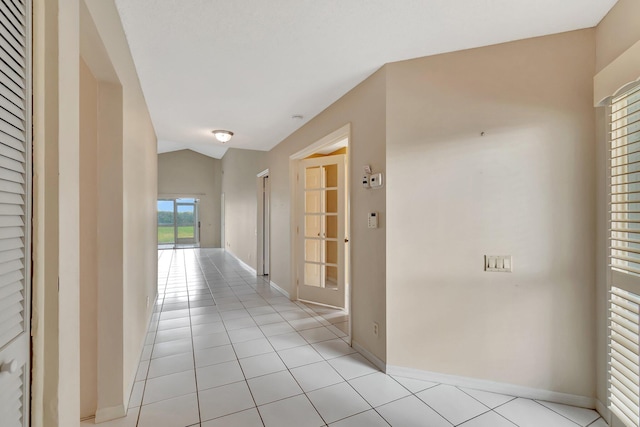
(84, 0, 159, 418)
(79, 58, 98, 419)
(32, 1, 158, 425)
(594, 0, 640, 415)
(220, 148, 267, 268)
(386, 30, 597, 397)
(158, 149, 222, 247)
(595, 0, 640, 73)
(267, 68, 387, 361)
(96, 80, 126, 419)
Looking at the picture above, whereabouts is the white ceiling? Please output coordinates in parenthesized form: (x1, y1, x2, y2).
(115, 0, 617, 159)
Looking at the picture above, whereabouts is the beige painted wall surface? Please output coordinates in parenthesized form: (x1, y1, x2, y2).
(84, 0, 158, 418)
(96, 80, 125, 417)
(594, 0, 640, 411)
(220, 148, 267, 269)
(595, 0, 640, 73)
(386, 30, 596, 397)
(158, 149, 222, 248)
(267, 68, 387, 361)
(79, 58, 98, 419)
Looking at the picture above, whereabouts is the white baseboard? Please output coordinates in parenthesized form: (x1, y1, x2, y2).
(386, 365, 596, 409)
(595, 399, 610, 423)
(95, 404, 126, 423)
(270, 280, 290, 299)
(112, 293, 160, 422)
(352, 341, 387, 373)
(226, 249, 256, 274)
(225, 251, 290, 298)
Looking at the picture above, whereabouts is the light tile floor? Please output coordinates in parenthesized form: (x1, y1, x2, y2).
(83, 248, 608, 427)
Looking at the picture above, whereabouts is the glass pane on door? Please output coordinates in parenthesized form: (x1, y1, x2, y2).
(177, 204, 195, 240)
(176, 199, 197, 245)
(302, 162, 336, 289)
(157, 200, 175, 246)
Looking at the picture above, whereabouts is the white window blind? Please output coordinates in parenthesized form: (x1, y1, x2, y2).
(611, 85, 640, 276)
(0, 0, 31, 426)
(609, 84, 640, 427)
(610, 287, 640, 427)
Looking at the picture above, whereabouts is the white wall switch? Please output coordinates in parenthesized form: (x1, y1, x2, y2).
(485, 255, 512, 272)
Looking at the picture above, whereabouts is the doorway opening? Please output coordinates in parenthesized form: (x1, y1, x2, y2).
(221, 192, 225, 250)
(290, 124, 351, 343)
(257, 170, 270, 276)
(157, 198, 200, 249)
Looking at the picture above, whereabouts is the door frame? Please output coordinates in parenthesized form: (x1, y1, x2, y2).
(289, 124, 352, 341)
(157, 196, 201, 249)
(257, 169, 270, 276)
(221, 192, 225, 250)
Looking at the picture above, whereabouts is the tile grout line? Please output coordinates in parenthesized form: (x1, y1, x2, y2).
(148, 249, 405, 425)
(192, 249, 357, 425)
(203, 250, 331, 426)
(449, 386, 517, 426)
(135, 248, 175, 427)
(531, 399, 585, 427)
(195, 250, 268, 427)
(183, 249, 205, 427)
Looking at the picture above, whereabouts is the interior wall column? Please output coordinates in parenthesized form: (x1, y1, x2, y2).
(95, 81, 125, 422)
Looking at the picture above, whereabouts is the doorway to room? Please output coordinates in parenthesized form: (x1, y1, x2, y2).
(257, 170, 270, 276)
(157, 198, 200, 249)
(290, 124, 351, 342)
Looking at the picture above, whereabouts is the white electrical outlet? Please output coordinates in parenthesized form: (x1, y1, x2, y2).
(484, 255, 512, 272)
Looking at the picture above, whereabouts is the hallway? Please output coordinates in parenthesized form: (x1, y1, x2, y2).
(85, 249, 607, 427)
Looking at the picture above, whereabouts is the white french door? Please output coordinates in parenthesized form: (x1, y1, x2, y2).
(297, 154, 347, 309)
(0, 0, 31, 426)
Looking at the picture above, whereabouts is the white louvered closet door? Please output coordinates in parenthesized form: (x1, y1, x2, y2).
(0, 0, 31, 426)
(609, 83, 640, 427)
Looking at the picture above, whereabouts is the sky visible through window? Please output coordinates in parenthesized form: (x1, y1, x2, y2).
(157, 200, 173, 212)
(157, 198, 195, 212)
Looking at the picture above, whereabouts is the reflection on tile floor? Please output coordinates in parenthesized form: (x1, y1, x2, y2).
(83, 249, 607, 427)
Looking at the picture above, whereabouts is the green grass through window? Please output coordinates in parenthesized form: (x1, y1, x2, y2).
(158, 225, 194, 243)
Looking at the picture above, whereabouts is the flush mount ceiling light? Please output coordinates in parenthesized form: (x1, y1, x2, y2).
(212, 130, 234, 143)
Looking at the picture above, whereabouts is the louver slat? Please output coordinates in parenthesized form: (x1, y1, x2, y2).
(609, 287, 640, 427)
(0, 1, 29, 426)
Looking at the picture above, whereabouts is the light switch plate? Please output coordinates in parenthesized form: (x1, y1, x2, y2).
(369, 172, 384, 189)
(485, 255, 512, 272)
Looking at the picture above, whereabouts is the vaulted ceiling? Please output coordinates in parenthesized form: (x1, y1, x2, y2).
(115, 0, 618, 159)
